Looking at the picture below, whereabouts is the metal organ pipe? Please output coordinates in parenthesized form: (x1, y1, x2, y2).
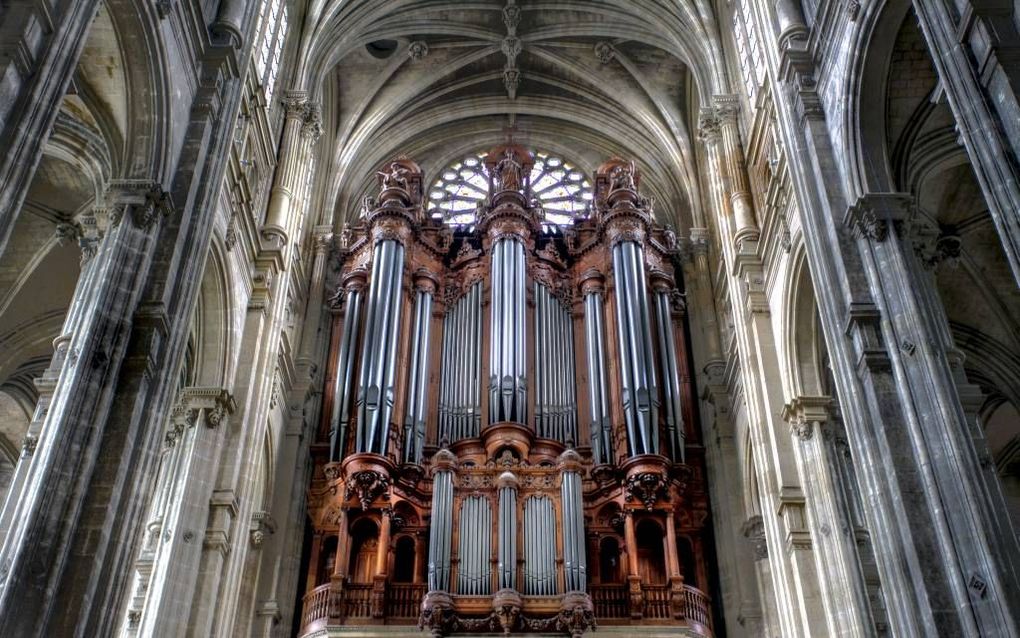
(439, 282, 482, 443)
(612, 240, 660, 456)
(355, 239, 406, 455)
(534, 283, 577, 444)
(561, 470, 587, 591)
(654, 287, 685, 461)
(489, 238, 527, 423)
(458, 495, 492, 595)
(427, 468, 454, 591)
(402, 282, 433, 464)
(330, 285, 363, 462)
(523, 496, 557, 595)
(497, 477, 518, 590)
(582, 279, 612, 465)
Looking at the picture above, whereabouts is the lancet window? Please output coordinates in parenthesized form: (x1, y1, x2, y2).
(255, 0, 288, 105)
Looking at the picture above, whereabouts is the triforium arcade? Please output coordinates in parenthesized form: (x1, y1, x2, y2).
(301, 145, 713, 637)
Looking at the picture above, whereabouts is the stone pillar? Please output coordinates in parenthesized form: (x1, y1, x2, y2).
(0, 204, 109, 543)
(0, 182, 174, 633)
(714, 95, 760, 245)
(0, 0, 102, 258)
(697, 105, 827, 635)
(911, 1, 1020, 285)
(773, 22, 1020, 634)
(191, 92, 321, 638)
(132, 389, 235, 637)
(784, 397, 877, 637)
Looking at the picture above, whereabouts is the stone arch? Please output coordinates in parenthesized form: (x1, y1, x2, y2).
(101, 0, 172, 182)
(782, 241, 826, 400)
(844, 0, 913, 195)
(190, 239, 233, 389)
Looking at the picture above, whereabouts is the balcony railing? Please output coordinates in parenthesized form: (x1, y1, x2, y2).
(301, 582, 711, 636)
(589, 582, 713, 634)
(299, 582, 426, 634)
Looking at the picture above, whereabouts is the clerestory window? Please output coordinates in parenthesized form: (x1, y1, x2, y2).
(255, 0, 289, 106)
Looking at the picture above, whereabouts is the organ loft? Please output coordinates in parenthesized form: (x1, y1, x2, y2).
(300, 145, 714, 636)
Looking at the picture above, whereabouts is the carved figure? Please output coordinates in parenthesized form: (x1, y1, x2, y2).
(494, 149, 523, 191)
(609, 163, 636, 193)
(378, 162, 411, 193)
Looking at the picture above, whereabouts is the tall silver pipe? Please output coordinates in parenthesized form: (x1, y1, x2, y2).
(498, 484, 517, 589)
(561, 471, 587, 591)
(565, 305, 578, 445)
(428, 470, 454, 591)
(534, 283, 544, 435)
(403, 289, 433, 463)
(331, 287, 362, 461)
(489, 238, 527, 423)
(611, 241, 659, 456)
(593, 293, 610, 457)
(655, 290, 684, 461)
(356, 239, 406, 454)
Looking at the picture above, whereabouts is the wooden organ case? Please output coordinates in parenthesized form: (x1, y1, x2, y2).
(301, 147, 714, 637)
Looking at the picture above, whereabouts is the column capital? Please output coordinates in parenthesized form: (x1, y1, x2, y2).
(696, 108, 722, 144)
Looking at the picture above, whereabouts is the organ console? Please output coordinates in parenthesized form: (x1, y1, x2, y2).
(301, 146, 714, 637)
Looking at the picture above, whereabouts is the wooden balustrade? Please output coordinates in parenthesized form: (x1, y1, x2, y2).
(591, 584, 629, 619)
(302, 581, 711, 635)
(589, 583, 713, 634)
(643, 584, 671, 619)
(300, 583, 334, 632)
(344, 583, 373, 618)
(386, 583, 427, 618)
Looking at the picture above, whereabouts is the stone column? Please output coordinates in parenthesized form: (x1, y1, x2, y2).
(698, 106, 827, 636)
(0, 182, 173, 632)
(0, 204, 108, 543)
(131, 389, 235, 637)
(911, 1, 1020, 285)
(191, 93, 321, 638)
(0, 0, 102, 257)
(714, 95, 760, 245)
(773, 19, 1020, 634)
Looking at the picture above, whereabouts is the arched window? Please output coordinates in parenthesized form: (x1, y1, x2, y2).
(599, 536, 624, 584)
(255, 0, 289, 105)
(392, 535, 416, 582)
(427, 150, 593, 226)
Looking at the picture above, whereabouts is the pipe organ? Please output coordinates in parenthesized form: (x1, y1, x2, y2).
(303, 148, 714, 638)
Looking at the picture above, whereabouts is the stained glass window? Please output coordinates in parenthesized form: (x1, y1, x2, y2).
(427, 151, 593, 226)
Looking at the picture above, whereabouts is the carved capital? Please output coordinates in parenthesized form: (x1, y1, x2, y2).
(845, 193, 915, 242)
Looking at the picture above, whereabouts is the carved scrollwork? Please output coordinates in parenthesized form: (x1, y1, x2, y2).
(625, 471, 667, 510)
(344, 470, 391, 510)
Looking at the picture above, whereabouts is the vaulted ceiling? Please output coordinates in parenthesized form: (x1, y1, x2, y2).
(297, 0, 727, 230)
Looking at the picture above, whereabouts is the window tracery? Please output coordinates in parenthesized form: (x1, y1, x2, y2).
(427, 150, 593, 226)
(255, 0, 289, 106)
